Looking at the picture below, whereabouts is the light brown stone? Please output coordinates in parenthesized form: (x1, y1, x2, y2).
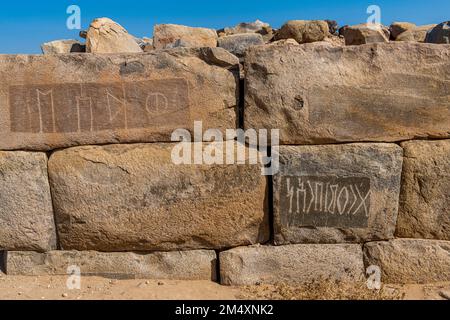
(389, 22, 416, 39)
(0, 47, 238, 151)
(396, 24, 437, 42)
(41, 39, 85, 54)
(220, 244, 365, 285)
(48, 143, 269, 252)
(274, 144, 403, 244)
(342, 23, 389, 45)
(0, 152, 56, 251)
(86, 18, 142, 53)
(396, 140, 450, 240)
(274, 20, 329, 44)
(6, 250, 217, 280)
(153, 24, 218, 49)
(364, 239, 450, 284)
(244, 42, 450, 144)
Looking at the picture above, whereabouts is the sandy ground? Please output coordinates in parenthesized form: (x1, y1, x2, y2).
(0, 273, 449, 300)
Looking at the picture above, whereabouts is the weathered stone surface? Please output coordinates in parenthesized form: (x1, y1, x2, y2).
(218, 33, 264, 58)
(342, 23, 389, 45)
(218, 20, 270, 36)
(244, 42, 450, 144)
(396, 140, 450, 240)
(426, 21, 450, 44)
(220, 244, 365, 285)
(326, 20, 338, 35)
(41, 39, 85, 54)
(396, 24, 436, 42)
(0, 47, 238, 151)
(0, 152, 56, 251)
(274, 20, 329, 44)
(273, 144, 403, 244)
(86, 18, 142, 53)
(390, 22, 416, 39)
(218, 20, 274, 42)
(153, 24, 217, 49)
(48, 143, 269, 252)
(364, 239, 450, 284)
(6, 250, 217, 280)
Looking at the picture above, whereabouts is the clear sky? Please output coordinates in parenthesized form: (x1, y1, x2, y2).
(0, 0, 448, 54)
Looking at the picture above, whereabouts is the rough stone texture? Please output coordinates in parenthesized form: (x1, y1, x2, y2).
(274, 20, 329, 44)
(0, 47, 238, 151)
(426, 21, 450, 44)
(218, 20, 274, 42)
(273, 144, 403, 244)
(326, 20, 338, 35)
(390, 22, 416, 39)
(342, 23, 389, 45)
(0, 152, 56, 251)
(41, 39, 85, 54)
(218, 33, 264, 58)
(86, 18, 142, 53)
(6, 250, 217, 280)
(396, 24, 437, 42)
(364, 239, 450, 284)
(244, 42, 450, 145)
(220, 244, 365, 285)
(48, 143, 269, 252)
(153, 24, 218, 49)
(396, 140, 450, 240)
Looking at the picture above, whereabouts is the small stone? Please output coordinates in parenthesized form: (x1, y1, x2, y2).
(62, 293, 68, 298)
(158, 281, 164, 286)
(439, 290, 450, 300)
(325, 20, 338, 35)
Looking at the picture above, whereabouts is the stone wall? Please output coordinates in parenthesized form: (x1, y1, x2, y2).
(1, 33, 450, 286)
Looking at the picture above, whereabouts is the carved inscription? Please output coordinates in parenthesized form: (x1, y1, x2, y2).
(9, 79, 189, 133)
(279, 176, 371, 228)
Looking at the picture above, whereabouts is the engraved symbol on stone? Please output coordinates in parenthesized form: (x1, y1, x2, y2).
(280, 176, 371, 228)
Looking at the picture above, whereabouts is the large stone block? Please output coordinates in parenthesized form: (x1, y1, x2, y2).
(220, 244, 365, 285)
(396, 140, 450, 240)
(273, 144, 403, 244)
(244, 42, 450, 144)
(0, 47, 238, 151)
(364, 239, 450, 284)
(6, 250, 217, 280)
(48, 143, 269, 251)
(0, 152, 56, 251)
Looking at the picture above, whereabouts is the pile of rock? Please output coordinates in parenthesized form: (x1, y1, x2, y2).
(41, 17, 450, 59)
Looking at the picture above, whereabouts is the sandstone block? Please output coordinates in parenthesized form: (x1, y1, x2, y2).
(364, 239, 450, 284)
(244, 42, 450, 144)
(426, 21, 450, 44)
(396, 24, 437, 42)
(41, 39, 85, 54)
(0, 152, 56, 251)
(273, 144, 403, 244)
(218, 33, 264, 58)
(6, 250, 216, 280)
(220, 244, 365, 285)
(396, 140, 450, 240)
(0, 47, 238, 151)
(153, 24, 218, 49)
(341, 23, 389, 45)
(48, 143, 269, 251)
(389, 22, 416, 39)
(86, 18, 143, 53)
(274, 20, 329, 44)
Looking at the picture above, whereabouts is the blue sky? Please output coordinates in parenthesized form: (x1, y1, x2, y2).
(0, 0, 448, 53)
